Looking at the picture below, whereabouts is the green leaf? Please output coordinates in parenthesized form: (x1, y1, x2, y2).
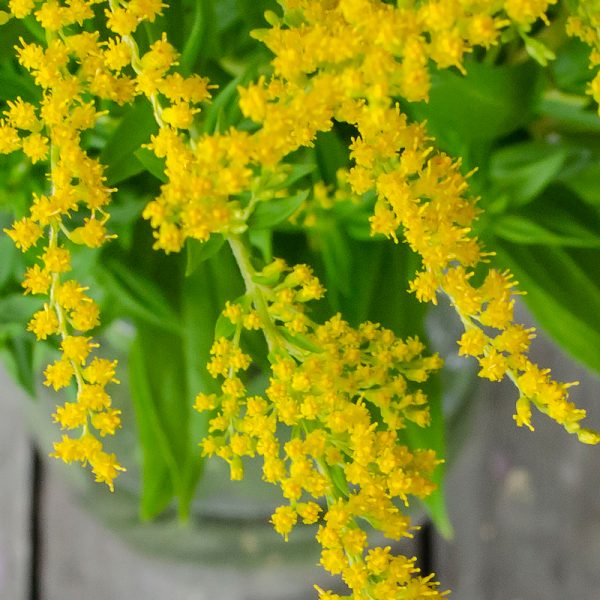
(0, 294, 41, 324)
(133, 148, 167, 182)
(128, 329, 180, 520)
(100, 102, 158, 186)
(538, 91, 600, 133)
(400, 372, 452, 538)
(494, 241, 600, 375)
(278, 163, 317, 190)
(520, 32, 556, 66)
(98, 260, 181, 333)
(279, 329, 323, 354)
(327, 464, 349, 499)
(21, 15, 45, 42)
(180, 0, 210, 74)
(408, 60, 542, 145)
(488, 141, 567, 207)
(0, 71, 40, 103)
(248, 189, 308, 229)
(128, 246, 244, 521)
(337, 241, 384, 326)
(315, 129, 349, 185)
(248, 228, 272, 263)
(0, 234, 17, 288)
(214, 312, 236, 339)
(493, 214, 600, 248)
(551, 38, 591, 94)
(184, 249, 247, 508)
(139, 325, 201, 522)
(561, 163, 600, 206)
(315, 220, 352, 307)
(0, 335, 37, 397)
(185, 234, 225, 276)
(201, 73, 244, 134)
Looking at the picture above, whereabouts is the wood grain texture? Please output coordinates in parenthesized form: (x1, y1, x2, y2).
(3, 312, 600, 599)
(0, 368, 32, 600)
(40, 462, 345, 600)
(435, 326, 600, 600)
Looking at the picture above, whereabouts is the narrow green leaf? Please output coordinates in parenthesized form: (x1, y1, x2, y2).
(180, 0, 208, 74)
(248, 228, 273, 263)
(134, 148, 167, 182)
(185, 234, 225, 277)
(280, 329, 323, 354)
(1, 336, 36, 397)
(21, 15, 45, 42)
(494, 241, 600, 375)
(521, 32, 556, 66)
(488, 141, 567, 207)
(561, 163, 600, 206)
(337, 241, 384, 326)
(538, 92, 600, 133)
(98, 260, 181, 333)
(493, 214, 600, 248)
(408, 60, 542, 144)
(316, 220, 352, 306)
(100, 102, 158, 186)
(0, 234, 17, 288)
(0, 71, 40, 103)
(328, 464, 349, 499)
(248, 189, 309, 230)
(278, 163, 317, 189)
(214, 312, 236, 339)
(315, 129, 349, 185)
(128, 332, 178, 519)
(0, 294, 42, 324)
(202, 73, 243, 134)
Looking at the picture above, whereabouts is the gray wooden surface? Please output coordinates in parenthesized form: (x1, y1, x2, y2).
(1, 322, 599, 599)
(0, 366, 31, 600)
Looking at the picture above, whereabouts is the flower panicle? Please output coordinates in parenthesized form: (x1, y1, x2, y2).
(196, 257, 446, 597)
(2, 0, 133, 490)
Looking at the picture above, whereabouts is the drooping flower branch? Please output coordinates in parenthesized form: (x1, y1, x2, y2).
(1, 0, 599, 597)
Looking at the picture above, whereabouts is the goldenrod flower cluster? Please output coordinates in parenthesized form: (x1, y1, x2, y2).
(2, 0, 599, 597)
(105, 0, 213, 252)
(565, 1, 600, 110)
(196, 255, 446, 598)
(232, 0, 597, 444)
(2, 0, 209, 491)
(1, 0, 135, 489)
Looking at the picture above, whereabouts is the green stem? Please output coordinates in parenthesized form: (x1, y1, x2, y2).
(227, 235, 281, 352)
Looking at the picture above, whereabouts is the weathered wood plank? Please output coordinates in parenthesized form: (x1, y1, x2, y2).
(0, 365, 32, 600)
(40, 462, 422, 599)
(435, 326, 600, 599)
(40, 462, 352, 600)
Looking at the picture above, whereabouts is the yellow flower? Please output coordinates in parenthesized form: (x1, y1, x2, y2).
(91, 409, 122, 437)
(44, 358, 75, 391)
(22, 265, 52, 295)
(22, 133, 49, 163)
(89, 451, 126, 492)
(271, 505, 298, 540)
(27, 305, 59, 340)
(42, 246, 71, 273)
(78, 384, 111, 411)
(4, 218, 42, 251)
(8, 0, 35, 18)
(61, 335, 98, 365)
(53, 402, 87, 429)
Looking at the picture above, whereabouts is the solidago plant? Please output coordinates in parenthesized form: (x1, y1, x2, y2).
(2, 0, 600, 597)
